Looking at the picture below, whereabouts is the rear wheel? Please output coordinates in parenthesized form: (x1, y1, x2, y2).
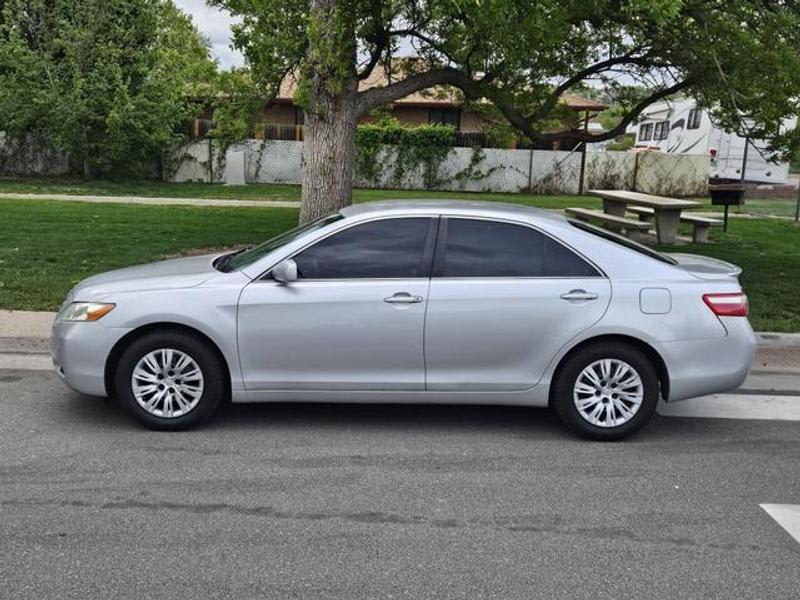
(114, 330, 225, 430)
(551, 342, 659, 441)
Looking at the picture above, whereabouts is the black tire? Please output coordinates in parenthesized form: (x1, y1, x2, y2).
(551, 342, 659, 441)
(114, 329, 226, 430)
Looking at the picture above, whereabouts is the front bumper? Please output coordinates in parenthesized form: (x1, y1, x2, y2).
(657, 317, 757, 402)
(51, 320, 132, 397)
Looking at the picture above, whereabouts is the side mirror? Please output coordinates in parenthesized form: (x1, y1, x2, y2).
(271, 259, 298, 283)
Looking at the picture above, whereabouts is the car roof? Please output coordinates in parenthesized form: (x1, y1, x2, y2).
(339, 199, 567, 224)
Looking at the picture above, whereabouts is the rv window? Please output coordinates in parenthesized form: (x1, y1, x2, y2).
(687, 108, 702, 129)
(639, 123, 653, 141)
(654, 120, 670, 140)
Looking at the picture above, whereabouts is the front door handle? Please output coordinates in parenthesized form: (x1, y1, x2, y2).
(560, 289, 599, 302)
(384, 292, 423, 304)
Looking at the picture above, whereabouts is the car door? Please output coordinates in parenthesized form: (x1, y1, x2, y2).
(237, 216, 437, 390)
(424, 216, 611, 391)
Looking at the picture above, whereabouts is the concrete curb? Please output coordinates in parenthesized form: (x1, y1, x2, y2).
(755, 332, 800, 348)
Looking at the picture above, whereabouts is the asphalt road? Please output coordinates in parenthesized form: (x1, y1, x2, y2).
(1, 368, 799, 600)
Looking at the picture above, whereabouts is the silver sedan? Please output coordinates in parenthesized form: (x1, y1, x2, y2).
(52, 201, 755, 439)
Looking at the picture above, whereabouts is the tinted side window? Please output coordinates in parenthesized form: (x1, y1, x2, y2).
(294, 218, 433, 279)
(687, 108, 702, 129)
(437, 219, 599, 278)
(654, 120, 670, 140)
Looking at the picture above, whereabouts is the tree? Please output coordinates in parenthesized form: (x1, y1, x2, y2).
(0, 0, 216, 175)
(212, 0, 800, 222)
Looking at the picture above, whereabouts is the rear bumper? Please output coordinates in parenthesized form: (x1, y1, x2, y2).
(657, 317, 756, 402)
(51, 320, 131, 397)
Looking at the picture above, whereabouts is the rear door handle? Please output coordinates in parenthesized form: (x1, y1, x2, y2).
(384, 292, 423, 304)
(560, 289, 599, 302)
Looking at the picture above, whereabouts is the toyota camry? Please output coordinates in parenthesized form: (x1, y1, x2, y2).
(52, 201, 756, 439)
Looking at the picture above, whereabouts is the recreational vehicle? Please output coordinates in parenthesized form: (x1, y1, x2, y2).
(633, 98, 792, 185)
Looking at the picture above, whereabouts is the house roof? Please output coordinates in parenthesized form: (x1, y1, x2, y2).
(275, 69, 606, 112)
(560, 93, 607, 112)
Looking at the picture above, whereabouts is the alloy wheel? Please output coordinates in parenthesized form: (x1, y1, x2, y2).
(572, 359, 644, 428)
(131, 348, 204, 418)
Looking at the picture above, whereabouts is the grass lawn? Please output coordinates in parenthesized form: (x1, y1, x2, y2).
(655, 218, 800, 332)
(1, 175, 798, 217)
(726, 197, 799, 219)
(0, 199, 298, 311)
(0, 197, 797, 331)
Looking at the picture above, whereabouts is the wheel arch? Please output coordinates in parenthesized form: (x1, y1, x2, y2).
(548, 334, 670, 405)
(104, 322, 232, 399)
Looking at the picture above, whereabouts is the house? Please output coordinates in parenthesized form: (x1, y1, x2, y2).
(632, 98, 794, 185)
(195, 67, 606, 149)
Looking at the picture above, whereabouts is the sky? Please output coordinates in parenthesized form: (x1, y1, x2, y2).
(174, 0, 245, 70)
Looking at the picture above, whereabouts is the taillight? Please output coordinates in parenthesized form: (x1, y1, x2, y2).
(703, 292, 749, 317)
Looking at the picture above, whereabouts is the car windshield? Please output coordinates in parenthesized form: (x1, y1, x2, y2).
(568, 219, 677, 265)
(217, 213, 345, 272)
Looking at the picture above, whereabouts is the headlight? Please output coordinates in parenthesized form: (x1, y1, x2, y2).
(59, 302, 116, 322)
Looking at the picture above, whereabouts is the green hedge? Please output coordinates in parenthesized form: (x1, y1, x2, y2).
(355, 123, 456, 187)
(355, 122, 456, 148)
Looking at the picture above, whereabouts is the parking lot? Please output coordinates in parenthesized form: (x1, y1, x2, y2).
(1, 366, 798, 600)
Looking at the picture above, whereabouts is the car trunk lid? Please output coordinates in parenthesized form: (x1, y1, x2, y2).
(665, 253, 742, 279)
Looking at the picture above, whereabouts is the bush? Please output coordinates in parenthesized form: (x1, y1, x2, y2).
(355, 122, 456, 187)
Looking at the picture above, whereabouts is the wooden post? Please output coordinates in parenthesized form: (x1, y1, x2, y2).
(208, 139, 213, 183)
(632, 151, 640, 192)
(578, 111, 589, 195)
(527, 147, 534, 193)
(740, 137, 750, 183)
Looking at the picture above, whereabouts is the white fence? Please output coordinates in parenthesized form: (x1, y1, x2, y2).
(0, 132, 70, 176)
(167, 139, 710, 197)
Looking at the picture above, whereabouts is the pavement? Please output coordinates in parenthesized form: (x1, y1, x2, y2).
(0, 192, 300, 208)
(1, 311, 798, 599)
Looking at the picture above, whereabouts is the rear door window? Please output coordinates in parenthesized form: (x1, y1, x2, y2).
(434, 218, 600, 278)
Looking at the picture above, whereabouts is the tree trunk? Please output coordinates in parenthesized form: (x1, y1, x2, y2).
(299, 95, 358, 223)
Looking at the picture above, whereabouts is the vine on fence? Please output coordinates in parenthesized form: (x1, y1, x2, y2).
(354, 121, 495, 189)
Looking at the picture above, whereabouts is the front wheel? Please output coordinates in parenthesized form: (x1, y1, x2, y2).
(551, 343, 659, 441)
(114, 330, 226, 430)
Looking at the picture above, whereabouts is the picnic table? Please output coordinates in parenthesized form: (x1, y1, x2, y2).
(587, 189, 701, 244)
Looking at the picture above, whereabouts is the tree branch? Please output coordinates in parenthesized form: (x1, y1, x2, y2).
(358, 41, 387, 80)
(356, 67, 483, 116)
(496, 79, 693, 144)
(528, 51, 668, 123)
(552, 52, 658, 98)
(357, 58, 691, 146)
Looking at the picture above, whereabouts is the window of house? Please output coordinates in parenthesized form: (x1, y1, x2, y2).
(639, 123, 654, 142)
(293, 218, 435, 279)
(687, 108, 702, 129)
(428, 108, 461, 129)
(435, 218, 600, 278)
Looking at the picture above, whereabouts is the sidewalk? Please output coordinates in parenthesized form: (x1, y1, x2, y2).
(0, 192, 300, 208)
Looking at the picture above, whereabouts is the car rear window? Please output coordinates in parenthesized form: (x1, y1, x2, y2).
(568, 220, 677, 265)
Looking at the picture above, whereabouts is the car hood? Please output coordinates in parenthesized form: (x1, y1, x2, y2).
(69, 253, 222, 300)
